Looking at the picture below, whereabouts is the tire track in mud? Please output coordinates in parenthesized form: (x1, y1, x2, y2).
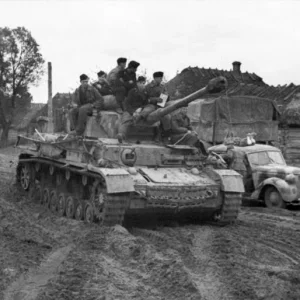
(3, 245, 73, 300)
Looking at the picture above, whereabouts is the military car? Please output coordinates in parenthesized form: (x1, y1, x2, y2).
(208, 143, 300, 208)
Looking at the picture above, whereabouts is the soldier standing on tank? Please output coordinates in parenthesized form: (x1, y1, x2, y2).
(69, 74, 104, 136)
(116, 76, 148, 143)
(134, 71, 172, 132)
(114, 60, 140, 112)
(107, 57, 127, 86)
(93, 71, 113, 96)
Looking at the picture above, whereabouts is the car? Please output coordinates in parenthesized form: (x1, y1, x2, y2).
(208, 143, 300, 208)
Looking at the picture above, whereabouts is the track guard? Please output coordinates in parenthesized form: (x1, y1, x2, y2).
(89, 166, 135, 194)
(207, 169, 245, 193)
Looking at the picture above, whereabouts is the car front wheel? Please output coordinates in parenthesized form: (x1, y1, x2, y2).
(264, 186, 286, 209)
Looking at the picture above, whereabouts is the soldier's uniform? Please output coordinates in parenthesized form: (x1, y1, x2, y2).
(70, 78, 104, 136)
(222, 146, 247, 178)
(140, 75, 171, 131)
(114, 60, 140, 109)
(93, 78, 113, 96)
(118, 86, 148, 141)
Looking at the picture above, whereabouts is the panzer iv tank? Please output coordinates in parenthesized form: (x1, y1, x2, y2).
(15, 77, 244, 226)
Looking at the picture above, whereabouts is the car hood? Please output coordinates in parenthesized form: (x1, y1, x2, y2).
(254, 164, 300, 176)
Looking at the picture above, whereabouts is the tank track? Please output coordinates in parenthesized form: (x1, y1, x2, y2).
(16, 159, 129, 226)
(218, 192, 242, 224)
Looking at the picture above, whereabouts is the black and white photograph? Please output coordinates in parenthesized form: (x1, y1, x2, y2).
(0, 0, 300, 299)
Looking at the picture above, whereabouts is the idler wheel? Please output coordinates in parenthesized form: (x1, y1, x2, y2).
(57, 193, 66, 217)
(66, 196, 76, 219)
(75, 202, 84, 221)
(84, 202, 94, 223)
(50, 190, 58, 212)
(43, 188, 50, 208)
(20, 164, 31, 191)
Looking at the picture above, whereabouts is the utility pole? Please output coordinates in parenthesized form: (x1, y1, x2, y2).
(47, 62, 53, 133)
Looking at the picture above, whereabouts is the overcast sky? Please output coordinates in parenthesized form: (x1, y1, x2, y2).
(1, 0, 300, 103)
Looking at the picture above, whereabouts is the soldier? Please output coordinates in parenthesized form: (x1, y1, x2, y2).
(222, 143, 247, 179)
(166, 107, 208, 155)
(116, 76, 148, 143)
(93, 71, 113, 96)
(69, 74, 104, 136)
(114, 60, 140, 111)
(107, 57, 127, 86)
(135, 71, 172, 131)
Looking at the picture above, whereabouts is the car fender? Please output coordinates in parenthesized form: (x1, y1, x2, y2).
(209, 169, 245, 193)
(253, 177, 297, 202)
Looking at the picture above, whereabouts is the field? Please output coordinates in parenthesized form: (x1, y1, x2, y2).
(0, 147, 300, 300)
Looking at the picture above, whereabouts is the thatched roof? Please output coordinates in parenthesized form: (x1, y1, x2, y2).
(166, 66, 300, 112)
(281, 93, 300, 126)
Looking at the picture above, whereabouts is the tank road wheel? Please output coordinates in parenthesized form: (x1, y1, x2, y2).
(43, 188, 50, 208)
(50, 190, 58, 213)
(214, 192, 242, 225)
(84, 202, 94, 223)
(49, 165, 55, 176)
(264, 186, 286, 209)
(29, 182, 41, 203)
(66, 196, 76, 219)
(75, 202, 84, 221)
(57, 193, 66, 217)
(20, 164, 31, 191)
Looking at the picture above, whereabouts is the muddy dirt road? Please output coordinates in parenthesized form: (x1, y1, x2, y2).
(1, 147, 300, 300)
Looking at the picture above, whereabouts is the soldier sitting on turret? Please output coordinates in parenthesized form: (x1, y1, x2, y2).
(134, 71, 172, 132)
(117, 76, 148, 143)
(69, 74, 104, 136)
(93, 71, 113, 96)
(165, 107, 208, 155)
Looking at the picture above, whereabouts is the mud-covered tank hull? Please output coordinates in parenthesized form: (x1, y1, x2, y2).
(15, 134, 243, 226)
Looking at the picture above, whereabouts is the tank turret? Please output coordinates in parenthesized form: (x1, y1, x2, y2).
(146, 76, 227, 123)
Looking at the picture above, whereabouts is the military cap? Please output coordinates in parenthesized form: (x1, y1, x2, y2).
(153, 71, 164, 78)
(137, 76, 146, 83)
(117, 57, 127, 64)
(97, 71, 106, 77)
(128, 60, 140, 69)
(80, 74, 89, 81)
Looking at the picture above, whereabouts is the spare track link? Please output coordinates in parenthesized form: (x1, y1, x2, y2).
(219, 192, 242, 224)
(102, 193, 129, 226)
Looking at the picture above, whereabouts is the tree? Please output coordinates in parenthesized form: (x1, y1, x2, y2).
(0, 27, 44, 145)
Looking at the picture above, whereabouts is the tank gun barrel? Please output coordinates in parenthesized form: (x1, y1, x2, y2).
(146, 76, 227, 123)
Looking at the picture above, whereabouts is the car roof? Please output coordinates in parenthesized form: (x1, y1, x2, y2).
(209, 143, 280, 154)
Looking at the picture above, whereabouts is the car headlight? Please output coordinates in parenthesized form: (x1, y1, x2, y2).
(285, 174, 296, 183)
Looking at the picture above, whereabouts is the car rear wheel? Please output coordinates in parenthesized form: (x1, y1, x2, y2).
(264, 186, 286, 209)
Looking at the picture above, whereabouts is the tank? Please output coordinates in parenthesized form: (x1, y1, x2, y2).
(15, 76, 244, 226)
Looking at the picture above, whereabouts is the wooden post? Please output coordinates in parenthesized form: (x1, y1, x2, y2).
(47, 62, 53, 133)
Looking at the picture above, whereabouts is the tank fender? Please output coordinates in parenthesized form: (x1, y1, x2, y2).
(253, 177, 297, 202)
(211, 169, 245, 193)
(87, 165, 135, 193)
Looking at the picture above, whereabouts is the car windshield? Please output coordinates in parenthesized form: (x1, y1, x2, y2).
(248, 151, 286, 166)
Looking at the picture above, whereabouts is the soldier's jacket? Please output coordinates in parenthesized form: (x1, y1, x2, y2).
(116, 68, 137, 91)
(124, 88, 148, 114)
(73, 84, 104, 108)
(170, 109, 192, 134)
(107, 66, 122, 86)
(145, 80, 167, 104)
(223, 149, 247, 172)
(93, 79, 113, 96)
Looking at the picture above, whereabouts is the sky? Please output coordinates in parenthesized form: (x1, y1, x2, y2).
(1, 0, 300, 103)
